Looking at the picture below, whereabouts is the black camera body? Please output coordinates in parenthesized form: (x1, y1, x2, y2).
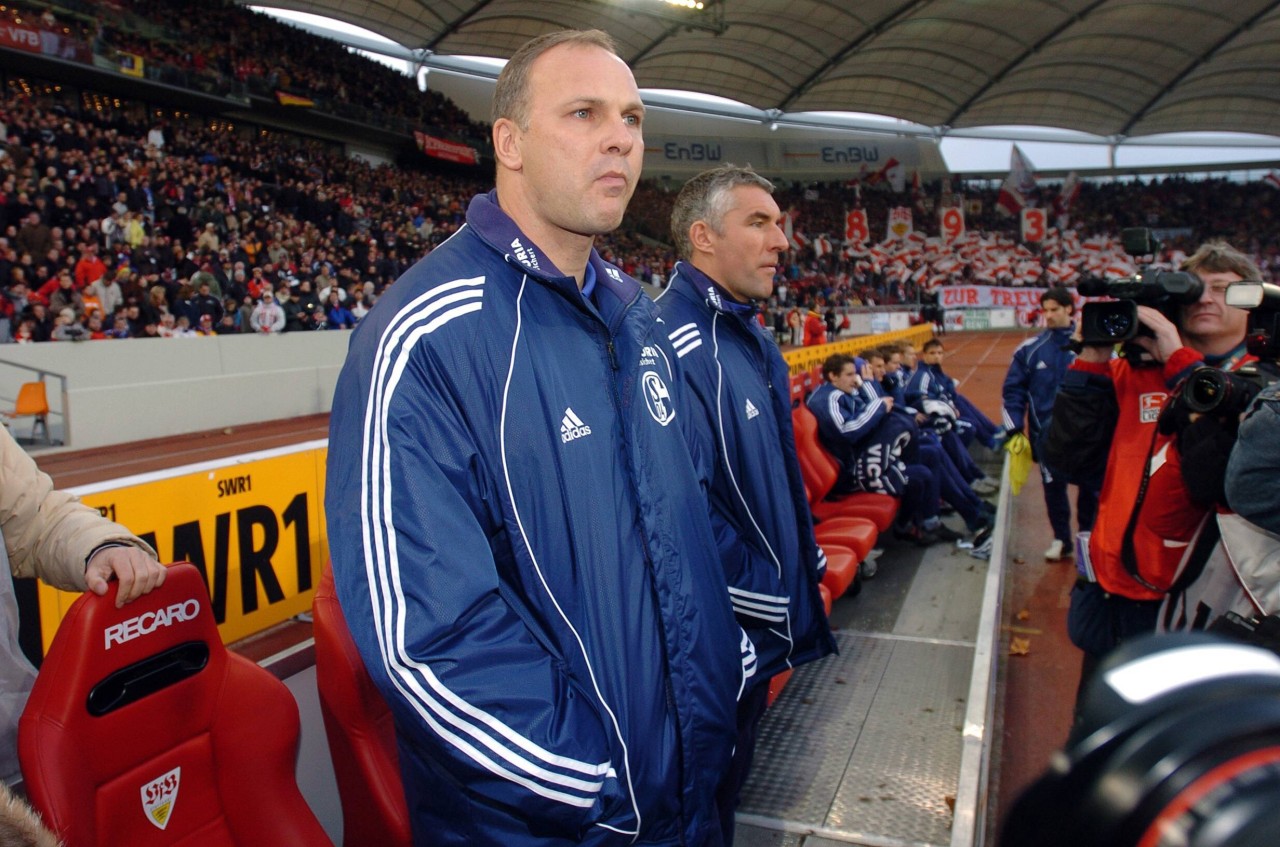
(1078, 271, 1203, 345)
(1078, 228, 1203, 356)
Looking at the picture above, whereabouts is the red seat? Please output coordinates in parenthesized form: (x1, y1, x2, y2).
(19, 563, 332, 846)
(790, 372, 806, 405)
(314, 563, 412, 847)
(819, 543, 858, 598)
(812, 515, 878, 562)
(767, 669, 793, 707)
(824, 492, 898, 533)
(818, 583, 833, 616)
(792, 404, 899, 531)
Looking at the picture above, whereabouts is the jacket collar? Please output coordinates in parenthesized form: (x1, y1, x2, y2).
(466, 190, 563, 279)
(465, 190, 641, 326)
(673, 261, 758, 320)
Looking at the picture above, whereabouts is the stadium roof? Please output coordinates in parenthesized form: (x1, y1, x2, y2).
(249, 0, 1280, 140)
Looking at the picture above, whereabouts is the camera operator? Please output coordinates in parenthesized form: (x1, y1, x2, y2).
(1043, 240, 1260, 705)
(1157, 378, 1280, 644)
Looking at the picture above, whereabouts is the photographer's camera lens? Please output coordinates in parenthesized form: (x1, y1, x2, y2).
(1186, 368, 1227, 414)
(1101, 310, 1134, 339)
(1002, 634, 1280, 847)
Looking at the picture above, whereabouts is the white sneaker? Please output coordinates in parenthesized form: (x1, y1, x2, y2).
(1044, 539, 1071, 561)
(860, 558, 878, 580)
(971, 477, 1000, 496)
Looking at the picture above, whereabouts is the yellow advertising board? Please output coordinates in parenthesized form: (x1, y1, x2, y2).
(38, 441, 329, 653)
(781, 325, 934, 375)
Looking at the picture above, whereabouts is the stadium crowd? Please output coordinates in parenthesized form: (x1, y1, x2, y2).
(6, 0, 488, 145)
(0, 2, 1278, 344)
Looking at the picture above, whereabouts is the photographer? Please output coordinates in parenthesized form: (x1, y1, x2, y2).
(1043, 241, 1259, 702)
(1159, 378, 1280, 642)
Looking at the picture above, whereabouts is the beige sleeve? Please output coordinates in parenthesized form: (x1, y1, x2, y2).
(0, 428, 157, 592)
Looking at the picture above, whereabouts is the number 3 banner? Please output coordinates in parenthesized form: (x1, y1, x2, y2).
(1021, 207, 1047, 242)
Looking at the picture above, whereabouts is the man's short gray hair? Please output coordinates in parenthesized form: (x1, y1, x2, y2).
(670, 165, 775, 258)
(492, 29, 620, 129)
(1181, 239, 1261, 283)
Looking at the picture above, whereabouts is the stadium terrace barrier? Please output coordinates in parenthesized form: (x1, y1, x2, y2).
(781, 325, 934, 376)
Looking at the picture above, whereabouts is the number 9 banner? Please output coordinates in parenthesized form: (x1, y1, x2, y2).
(940, 206, 965, 242)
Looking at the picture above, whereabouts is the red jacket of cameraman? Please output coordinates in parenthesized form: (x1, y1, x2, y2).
(1078, 345, 1253, 601)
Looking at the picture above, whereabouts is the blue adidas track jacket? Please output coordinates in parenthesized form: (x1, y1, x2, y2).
(1001, 325, 1076, 449)
(326, 192, 743, 847)
(656, 263, 835, 686)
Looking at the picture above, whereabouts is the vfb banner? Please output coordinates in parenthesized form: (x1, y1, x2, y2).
(887, 207, 912, 240)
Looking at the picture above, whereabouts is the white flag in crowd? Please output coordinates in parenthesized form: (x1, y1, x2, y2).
(997, 145, 1037, 215)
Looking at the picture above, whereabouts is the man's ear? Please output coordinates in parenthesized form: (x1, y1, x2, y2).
(688, 220, 715, 254)
(493, 118, 522, 171)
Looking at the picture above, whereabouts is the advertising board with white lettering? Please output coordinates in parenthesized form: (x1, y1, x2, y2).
(38, 443, 328, 652)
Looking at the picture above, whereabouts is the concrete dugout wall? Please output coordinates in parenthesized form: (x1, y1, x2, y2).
(0, 332, 351, 449)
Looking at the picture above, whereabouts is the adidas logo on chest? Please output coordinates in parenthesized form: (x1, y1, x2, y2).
(745, 398, 760, 420)
(561, 408, 592, 442)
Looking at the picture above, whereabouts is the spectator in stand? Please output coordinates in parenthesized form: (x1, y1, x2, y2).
(171, 315, 197, 337)
(346, 285, 370, 321)
(249, 290, 284, 333)
(279, 285, 303, 332)
(194, 313, 216, 336)
(106, 313, 131, 339)
(191, 280, 222, 324)
(190, 262, 221, 299)
(15, 212, 51, 258)
(293, 277, 321, 319)
(803, 298, 827, 345)
(140, 284, 169, 327)
(73, 243, 106, 290)
(122, 302, 146, 337)
(214, 307, 239, 334)
(85, 267, 124, 318)
(324, 289, 355, 329)
(85, 313, 107, 340)
(171, 283, 198, 326)
(50, 308, 87, 342)
(1001, 287, 1099, 562)
(236, 295, 255, 333)
(22, 303, 51, 342)
(47, 270, 83, 318)
(156, 313, 177, 338)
